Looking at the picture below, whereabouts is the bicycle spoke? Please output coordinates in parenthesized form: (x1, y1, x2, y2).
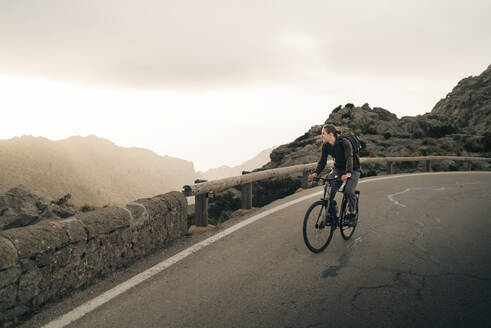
(303, 201, 334, 253)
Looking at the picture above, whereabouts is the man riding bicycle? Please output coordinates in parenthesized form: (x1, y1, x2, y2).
(308, 124, 361, 221)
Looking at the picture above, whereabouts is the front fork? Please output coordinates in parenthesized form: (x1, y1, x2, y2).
(321, 199, 338, 227)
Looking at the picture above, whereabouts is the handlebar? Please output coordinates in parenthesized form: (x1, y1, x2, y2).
(313, 176, 341, 183)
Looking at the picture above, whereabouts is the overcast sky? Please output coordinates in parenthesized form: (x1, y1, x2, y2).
(1, 0, 490, 171)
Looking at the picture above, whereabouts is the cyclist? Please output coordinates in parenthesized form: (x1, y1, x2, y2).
(308, 124, 361, 222)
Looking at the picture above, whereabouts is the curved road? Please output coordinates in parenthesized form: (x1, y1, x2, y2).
(24, 172, 491, 328)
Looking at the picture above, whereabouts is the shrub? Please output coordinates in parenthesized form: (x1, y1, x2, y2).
(383, 132, 392, 139)
(464, 137, 484, 152)
(394, 133, 411, 139)
(453, 143, 463, 156)
(422, 137, 436, 146)
(405, 144, 418, 152)
(470, 162, 485, 171)
(208, 191, 241, 221)
(440, 142, 454, 152)
(484, 132, 491, 152)
(356, 121, 377, 135)
(54, 193, 72, 205)
(418, 148, 428, 156)
(80, 205, 96, 212)
(345, 103, 355, 109)
(398, 161, 418, 170)
(448, 163, 459, 171)
(253, 177, 301, 207)
(427, 124, 456, 138)
(360, 169, 377, 178)
(412, 129, 424, 138)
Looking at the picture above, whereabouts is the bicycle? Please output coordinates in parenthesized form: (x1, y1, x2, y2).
(302, 175, 360, 253)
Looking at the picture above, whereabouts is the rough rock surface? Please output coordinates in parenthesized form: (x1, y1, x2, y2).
(263, 65, 490, 175)
(431, 64, 491, 134)
(0, 191, 187, 326)
(0, 185, 77, 231)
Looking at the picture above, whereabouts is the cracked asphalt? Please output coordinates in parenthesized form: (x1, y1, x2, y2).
(22, 172, 491, 328)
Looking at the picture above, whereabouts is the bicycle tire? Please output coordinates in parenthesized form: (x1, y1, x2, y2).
(303, 200, 335, 253)
(339, 194, 359, 240)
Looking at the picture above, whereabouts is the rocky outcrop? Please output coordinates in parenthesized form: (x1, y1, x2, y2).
(0, 186, 77, 231)
(431, 64, 491, 134)
(264, 65, 490, 175)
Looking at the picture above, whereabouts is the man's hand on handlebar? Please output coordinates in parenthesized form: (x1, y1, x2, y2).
(309, 172, 350, 181)
(308, 172, 318, 180)
(341, 172, 352, 182)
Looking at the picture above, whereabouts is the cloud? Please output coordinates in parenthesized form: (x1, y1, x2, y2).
(0, 0, 490, 89)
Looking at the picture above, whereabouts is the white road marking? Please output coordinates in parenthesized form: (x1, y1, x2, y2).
(42, 171, 490, 328)
(388, 187, 446, 207)
(456, 181, 481, 185)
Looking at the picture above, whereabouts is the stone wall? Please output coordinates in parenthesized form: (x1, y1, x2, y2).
(0, 191, 187, 327)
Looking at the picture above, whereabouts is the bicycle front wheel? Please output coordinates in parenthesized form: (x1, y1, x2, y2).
(303, 200, 334, 253)
(340, 194, 358, 240)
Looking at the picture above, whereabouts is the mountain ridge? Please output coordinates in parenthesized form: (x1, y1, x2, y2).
(431, 64, 490, 134)
(0, 135, 201, 206)
(263, 65, 490, 172)
(199, 146, 275, 181)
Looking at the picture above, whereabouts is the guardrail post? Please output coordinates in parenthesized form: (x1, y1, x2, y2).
(241, 183, 253, 209)
(241, 171, 253, 209)
(301, 170, 309, 189)
(467, 161, 472, 171)
(425, 160, 432, 172)
(387, 161, 393, 174)
(195, 193, 208, 227)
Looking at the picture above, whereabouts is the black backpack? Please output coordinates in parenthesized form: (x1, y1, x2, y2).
(339, 133, 362, 155)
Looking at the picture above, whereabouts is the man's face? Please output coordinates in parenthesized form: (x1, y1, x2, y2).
(321, 128, 335, 145)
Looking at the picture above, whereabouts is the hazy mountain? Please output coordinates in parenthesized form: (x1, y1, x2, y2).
(200, 147, 276, 181)
(0, 135, 201, 206)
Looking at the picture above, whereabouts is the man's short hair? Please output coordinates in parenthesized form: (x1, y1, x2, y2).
(323, 124, 339, 135)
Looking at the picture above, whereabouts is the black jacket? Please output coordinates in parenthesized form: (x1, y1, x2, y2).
(314, 137, 360, 175)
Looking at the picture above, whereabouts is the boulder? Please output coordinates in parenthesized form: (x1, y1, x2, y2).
(0, 185, 78, 231)
(431, 64, 491, 134)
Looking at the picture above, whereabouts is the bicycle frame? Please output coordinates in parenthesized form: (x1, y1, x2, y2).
(315, 176, 346, 209)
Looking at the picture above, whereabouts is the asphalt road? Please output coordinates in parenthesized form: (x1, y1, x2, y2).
(23, 172, 491, 328)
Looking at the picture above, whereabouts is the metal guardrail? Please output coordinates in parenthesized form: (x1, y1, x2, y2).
(183, 156, 490, 227)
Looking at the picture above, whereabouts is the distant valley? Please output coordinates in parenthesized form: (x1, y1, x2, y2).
(0, 136, 201, 206)
(0, 136, 274, 207)
(199, 147, 275, 181)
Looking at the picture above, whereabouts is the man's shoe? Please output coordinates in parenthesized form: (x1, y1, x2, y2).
(347, 213, 357, 227)
(324, 215, 332, 226)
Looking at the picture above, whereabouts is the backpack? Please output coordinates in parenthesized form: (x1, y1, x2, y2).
(339, 133, 362, 155)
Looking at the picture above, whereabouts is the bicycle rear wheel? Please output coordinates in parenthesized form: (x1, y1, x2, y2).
(303, 200, 335, 253)
(339, 193, 359, 240)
